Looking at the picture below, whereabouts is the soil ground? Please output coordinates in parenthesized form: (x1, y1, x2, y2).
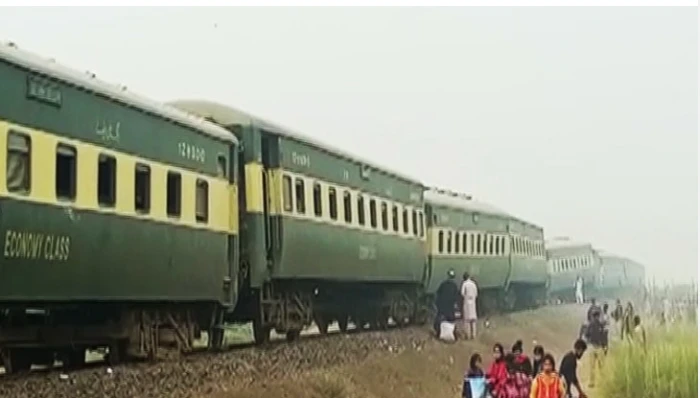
(206, 304, 592, 398)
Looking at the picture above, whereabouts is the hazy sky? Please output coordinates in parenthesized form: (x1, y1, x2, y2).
(1, 7, 696, 284)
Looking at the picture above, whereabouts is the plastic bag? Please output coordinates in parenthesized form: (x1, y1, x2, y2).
(439, 320, 455, 341)
(468, 376, 487, 398)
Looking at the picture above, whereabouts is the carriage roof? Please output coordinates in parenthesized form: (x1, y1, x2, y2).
(169, 99, 421, 185)
(0, 42, 235, 143)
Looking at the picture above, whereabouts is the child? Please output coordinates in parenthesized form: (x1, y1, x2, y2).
(463, 353, 487, 398)
(511, 340, 533, 376)
(498, 353, 531, 398)
(487, 343, 508, 397)
(531, 345, 544, 377)
(529, 353, 566, 398)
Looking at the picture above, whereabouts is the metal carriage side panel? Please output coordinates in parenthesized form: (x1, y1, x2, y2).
(276, 218, 425, 283)
(264, 135, 426, 285)
(425, 204, 511, 294)
(278, 138, 423, 204)
(0, 59, 231, 176)
(425, 257, 510, 295)
(0, 200, 230, 302)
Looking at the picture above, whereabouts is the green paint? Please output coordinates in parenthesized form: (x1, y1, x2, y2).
(0, 200, 235, 304)
(0, 60, 231, 177)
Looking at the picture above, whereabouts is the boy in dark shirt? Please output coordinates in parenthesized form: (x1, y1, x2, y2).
(560, 339, 588, 398)
(585, 310, 606, 387)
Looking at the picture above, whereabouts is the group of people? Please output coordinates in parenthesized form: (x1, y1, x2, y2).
(435, 269, 479, 340)
(459, 297, 651, 398)
(462, 338, 591, 398)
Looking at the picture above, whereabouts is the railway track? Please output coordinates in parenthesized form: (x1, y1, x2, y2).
(0, 317, 405, 379)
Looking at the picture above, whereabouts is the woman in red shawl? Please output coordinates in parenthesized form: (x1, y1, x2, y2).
(511, 340, 533, 376)
(487, 343, 508, 396)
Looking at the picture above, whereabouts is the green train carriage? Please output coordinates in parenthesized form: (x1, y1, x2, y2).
(545, 237, 600, 303)
(169, 100, 429, 343)
(424, 189, 510, 314)
(595, 250, 646, 301)
(506, 217, 548, 309)
(424, 189, 548, 313)
(0, 43, 240, 372)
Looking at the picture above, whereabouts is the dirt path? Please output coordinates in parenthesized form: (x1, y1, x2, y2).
(207, 304, 589, 398)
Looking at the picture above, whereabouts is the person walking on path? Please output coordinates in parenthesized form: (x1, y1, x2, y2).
(621, 302, 635, 342)
(529, 354, 566, 398)
(510, 340, 533, 376)
(611, 299, 623, 338)
(487, 343, 508, 398)
(559, 339, 588, 398)
(632, 315, 647, 351)
(584, 310, 606, 388)
(461, 272, 479, 340)
(434, 269, 460, 336)
(531, 345, 545, 377)
(586, 298, 601, 323)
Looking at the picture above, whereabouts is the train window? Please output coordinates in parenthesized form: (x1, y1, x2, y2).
(357, 195, 366, 226)
(411, 210, 418, 236)
(166, 171, 182, 217)
(369, 199, 377, 228)
(446, 231, 452, 253)
(328, 187, 338, 220)
(55, 144, 76, 201)
(482, 234, 488, 255)
(217, 155, 227, 178)
(475, 234, 481, 255)
(419, 211, 425, 237)
(501, 237, 506, 255)
(489, 235, 494, 255)
(462, 233, 467, 253)
(134, 163, 151, 213)
(282, 175, 293, 212)
(6, 131, 31, 194)
(195, 179, 209, 223)
(294, 178, 306, 214)
(380, 202, 388, 230)
(313, 183, 323, 217)
(343, 191, 352, 223)
(402, 208, 409, 234)
(97, 153, 116, 207)
(470, 233, 475, 255)
(391, 205, 399, 232)
(438, 230, 444, 253)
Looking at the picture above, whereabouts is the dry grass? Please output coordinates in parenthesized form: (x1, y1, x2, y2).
(207, 305, 587, 398)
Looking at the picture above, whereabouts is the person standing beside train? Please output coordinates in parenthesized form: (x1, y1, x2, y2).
(461, 272, 479, 340)
(434, 269, 460, 336)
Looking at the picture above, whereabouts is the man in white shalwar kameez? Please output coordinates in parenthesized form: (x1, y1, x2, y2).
(575, 275, 584, 304)
(460, 272, 479, 340)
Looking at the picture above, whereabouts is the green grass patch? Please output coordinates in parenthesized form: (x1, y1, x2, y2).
(599, 323, 698, 398)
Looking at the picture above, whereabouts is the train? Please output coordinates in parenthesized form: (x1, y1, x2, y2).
(0, 42, 644, 374)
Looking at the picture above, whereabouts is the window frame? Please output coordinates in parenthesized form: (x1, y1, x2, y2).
(134, 163, 151, 213)
(6, 130, 31, 194)
(55, 143, 77, 202)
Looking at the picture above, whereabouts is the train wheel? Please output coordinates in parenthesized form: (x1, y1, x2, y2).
(106, 340, 128, 365)
(208, 327, 225, 351)
(62, 348, 86, 370)
(2, 348, 32, 374)
(337, 316, 349, 333)
(253, 319, 271, 345)
(285, 330, 301, 342)
(314, 314, 330, 335)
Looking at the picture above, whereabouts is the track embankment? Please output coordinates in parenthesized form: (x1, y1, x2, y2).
(0, 304, 586, 398)
(211, 304, 586, 398)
